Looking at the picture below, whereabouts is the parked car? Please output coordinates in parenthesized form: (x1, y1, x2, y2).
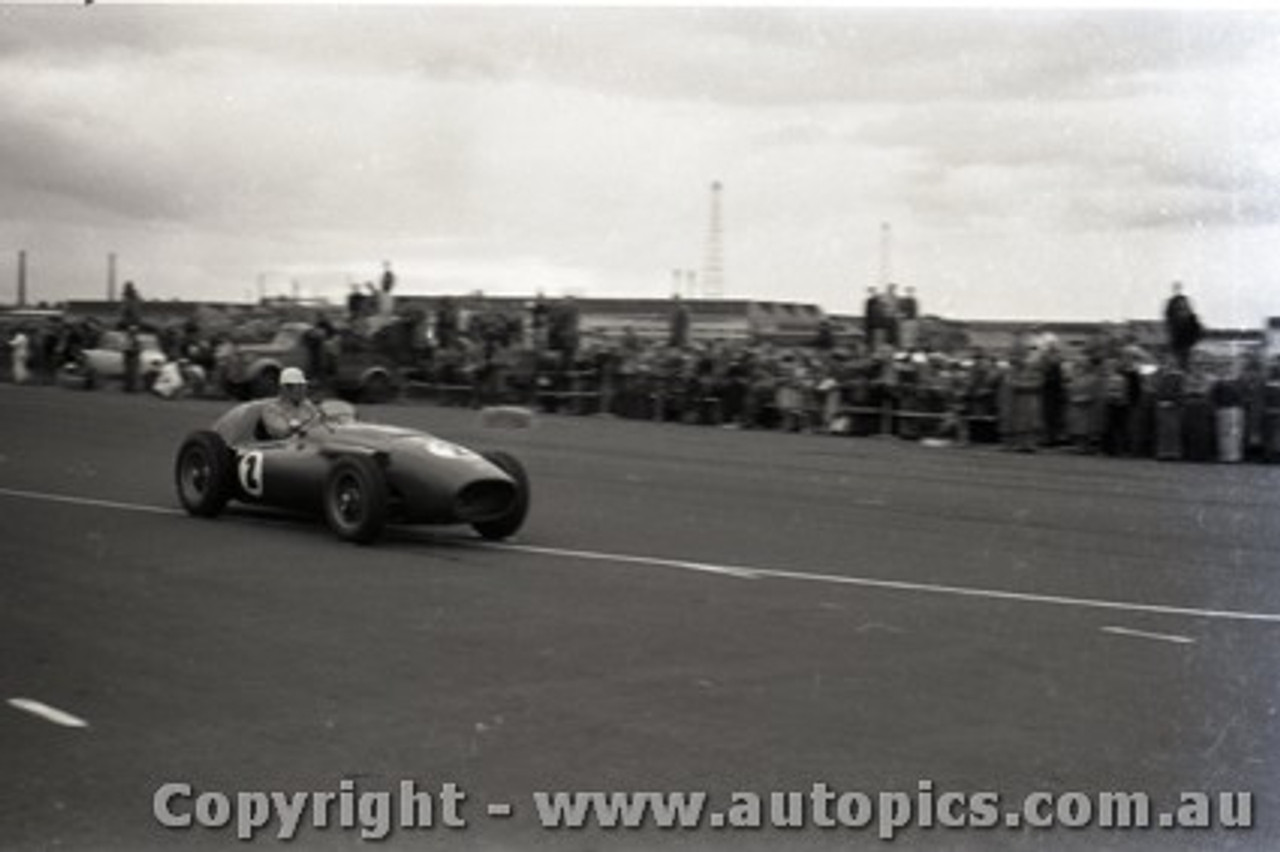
(221, 322, 400, 403)
(70, 329, 167, 385)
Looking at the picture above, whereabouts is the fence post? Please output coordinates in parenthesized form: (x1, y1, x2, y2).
(879, 399, 893, 436)
(596, 368, 609, 415)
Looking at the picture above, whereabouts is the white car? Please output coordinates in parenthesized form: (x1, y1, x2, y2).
(76, 330, 167, 381)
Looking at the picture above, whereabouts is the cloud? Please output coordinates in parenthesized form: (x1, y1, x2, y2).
(10, 8, 1277, 105)
(0, 5, 1276, 324)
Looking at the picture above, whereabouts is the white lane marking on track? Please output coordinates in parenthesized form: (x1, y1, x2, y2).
(487, 542, 1280, 624)
(0, 486, 182, 516)
(499, 543, 761, 580)
(748, 565, 1280, 624)
(8, 697, 89, 728)
(1100, 626, 1196, 645)
(4, 485, 1280, 625)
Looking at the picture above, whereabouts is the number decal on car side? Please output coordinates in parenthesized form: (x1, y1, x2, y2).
(238, 451, 264, 497)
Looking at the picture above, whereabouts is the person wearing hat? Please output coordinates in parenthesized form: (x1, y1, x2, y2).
(261, 367, 321, 439)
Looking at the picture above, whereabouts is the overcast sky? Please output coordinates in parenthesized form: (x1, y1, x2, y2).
(1, 3, 1278, 325)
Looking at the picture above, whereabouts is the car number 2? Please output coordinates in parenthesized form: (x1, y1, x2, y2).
(238, 450, 265, 497)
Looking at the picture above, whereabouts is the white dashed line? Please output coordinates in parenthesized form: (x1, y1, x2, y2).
(1100, 626, 1196, 645)
(3, 485, 1280, 625)
(8, 697, 90, 728)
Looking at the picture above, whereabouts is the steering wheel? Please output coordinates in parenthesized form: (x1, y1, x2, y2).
(289, 407, 319, 435)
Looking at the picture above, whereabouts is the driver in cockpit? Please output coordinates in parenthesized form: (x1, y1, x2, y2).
(260, 367, 321, 439)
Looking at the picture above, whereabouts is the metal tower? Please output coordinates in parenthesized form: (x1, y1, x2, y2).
(701, 181, 724, 299)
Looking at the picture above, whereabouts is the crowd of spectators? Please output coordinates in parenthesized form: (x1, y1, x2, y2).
(5, 282, 1279, 464)
(415, 326, 1280, 463)
(403, 286, 1280, 464)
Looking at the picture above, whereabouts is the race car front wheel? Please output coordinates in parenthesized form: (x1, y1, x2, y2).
(175, 430, 233, 517)
(323, 456, 389, 544)
(472, 450, 530, 541)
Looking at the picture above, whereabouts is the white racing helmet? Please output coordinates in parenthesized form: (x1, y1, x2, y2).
(280, 367, 307, 386)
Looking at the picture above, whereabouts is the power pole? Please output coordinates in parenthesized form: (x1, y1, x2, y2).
(107, 252, 118, 302)
(16, 250, 27, 307)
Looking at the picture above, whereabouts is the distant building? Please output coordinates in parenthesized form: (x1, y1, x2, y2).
(43, 294, 1275, 363)
(64, 299, 224, 324)
(1197, 328, 1265, 362)
(961, 320, 1109, 355)
(394, 295, 829, 344)
(62, 298, 344, 329)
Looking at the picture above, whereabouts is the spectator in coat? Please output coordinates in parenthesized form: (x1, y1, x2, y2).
(668, 294, 691, 349)
(898, 286, 920, 350)
(121, 281, 143, 329)
(378, 261, 396, 317)
(122, 326, 142, 394)
(863, 287, 885, 349)
(9, 326, 30, 384)
(1040, 344, 1067, 447)
(1163, 282, 1202, 370)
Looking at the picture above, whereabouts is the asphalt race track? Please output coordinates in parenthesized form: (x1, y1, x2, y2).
(2, 383, 1279, 851)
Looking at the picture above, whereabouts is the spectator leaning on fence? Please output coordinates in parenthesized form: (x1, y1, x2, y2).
(1240, 353, 1267, 461)
(1005, 341, 1043, 453)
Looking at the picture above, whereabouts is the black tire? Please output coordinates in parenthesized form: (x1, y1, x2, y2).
(251, 365, 280, 399)
(175, 430, 234, 517)
(472, 450, 530, 541)
(323, 455, 389, 544)
(361, 370, 395, 404)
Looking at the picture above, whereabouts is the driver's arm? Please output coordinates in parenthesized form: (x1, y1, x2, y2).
(259, 402, 296, 439)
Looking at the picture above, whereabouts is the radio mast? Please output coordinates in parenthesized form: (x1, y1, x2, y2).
(701, 181, 724, 299)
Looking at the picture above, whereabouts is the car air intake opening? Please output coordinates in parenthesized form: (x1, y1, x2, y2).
(454, 480, 517, 522)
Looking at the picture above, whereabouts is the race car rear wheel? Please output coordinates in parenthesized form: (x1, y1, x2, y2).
(175, 430, 233, 517)
(323, 456, 388, 544)
(361, 370, 396, 404)
(472, 451, 530, 541)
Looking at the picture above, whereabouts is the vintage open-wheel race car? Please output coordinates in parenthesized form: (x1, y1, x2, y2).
(174, 399, 529, 545)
